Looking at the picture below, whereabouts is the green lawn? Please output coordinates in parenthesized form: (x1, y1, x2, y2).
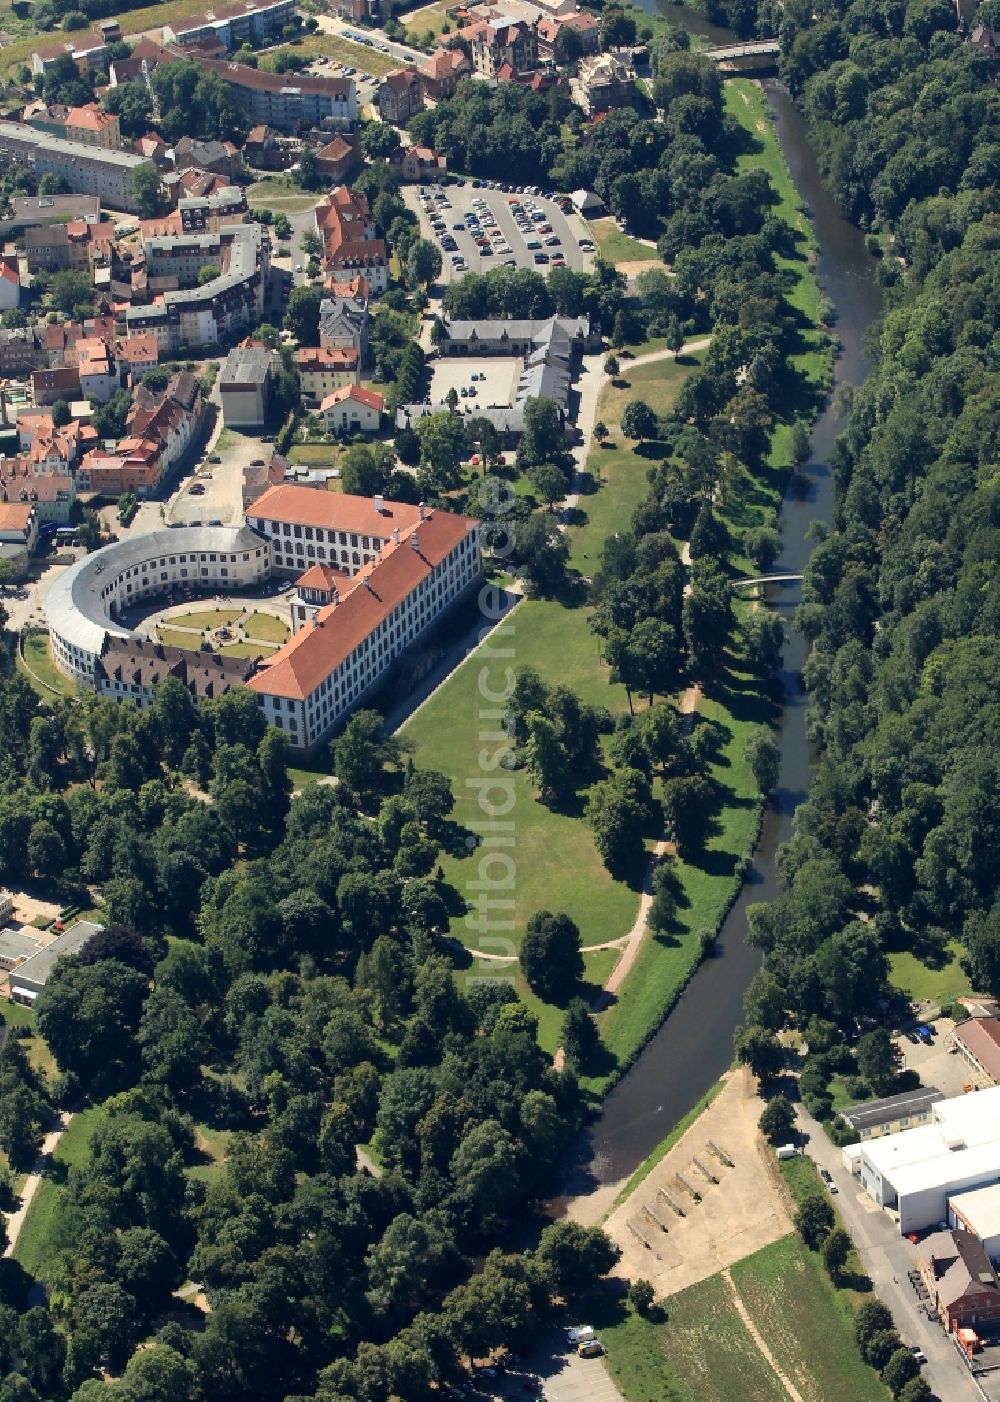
(731, 1235, 887, 1402)
(889, 942, 971, 1006)
(218, 641, 277, 659)
(248, 180, 319, 213)
(13, 1104, 107, 1282)
(260, 32, 398, 77)
(16, 632, 71, 698)
(287, 443, 344, 470)
(569, 353, 705, 575)
(590, 217, 660, 266)
(399, 0, 454, 44)
(0, 0, 223, 72)
(243, 611, 291, 644)
(157, 627, 201, 651)
(169, 608, 242, 630)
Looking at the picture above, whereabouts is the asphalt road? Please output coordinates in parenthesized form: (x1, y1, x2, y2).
(797, 1100, 983, 1402)
(403, 185, 595, 284)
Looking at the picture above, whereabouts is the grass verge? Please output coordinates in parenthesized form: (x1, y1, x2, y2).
(590, 217, 660, 266)
(16, 632, 71, 698)
(260, 31, 398, 76)
(12, 1103, 107, 1282)
(888, 943, 970, 1006)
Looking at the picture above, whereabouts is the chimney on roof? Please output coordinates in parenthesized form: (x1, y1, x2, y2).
(418, 500, 426, 520)
(392, 527, 400, 545)
(332, 587, 340, 605)
(311, 615, 318, 629)
(411, 531, 419, 552)
(374, 493, 385, 513)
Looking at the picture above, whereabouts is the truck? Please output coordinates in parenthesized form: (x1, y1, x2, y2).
(776, 1144, 799, 1161)
(567, 1326, 594, 1345)
(578, 1340, 604, 1358)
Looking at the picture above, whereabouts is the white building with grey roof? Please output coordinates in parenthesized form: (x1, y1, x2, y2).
(0, 121, 152, 211)
(9, 919, 103, 1004)
(46, 525, 270, 687)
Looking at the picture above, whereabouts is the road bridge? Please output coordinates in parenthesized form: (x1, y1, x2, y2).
(703, 40, 780, 61)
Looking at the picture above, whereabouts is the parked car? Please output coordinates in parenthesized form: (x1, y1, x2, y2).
(188, 482, 205, 495)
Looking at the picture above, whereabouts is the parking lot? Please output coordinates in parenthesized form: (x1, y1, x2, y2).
(460, 1338, 623, 1402)
(403, 184, 596, 284)
(893, 1016, 977, 1097)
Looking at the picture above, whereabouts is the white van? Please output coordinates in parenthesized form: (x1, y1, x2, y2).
(567, 1326, 594, 1345)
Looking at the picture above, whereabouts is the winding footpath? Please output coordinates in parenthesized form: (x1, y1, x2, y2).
(3, 1112, 72, 1259)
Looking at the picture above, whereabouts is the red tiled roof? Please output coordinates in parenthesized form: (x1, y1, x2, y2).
(296, 562, 350, 590)
(251, 484, 419, 535)
(320, 384, 383, 412)
(196, 56, 354, 99)
(295, 346, 358, 370)
(248, 508, 476, 700)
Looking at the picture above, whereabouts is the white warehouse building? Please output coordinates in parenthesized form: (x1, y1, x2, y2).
(855, 1086, 1000, 1235)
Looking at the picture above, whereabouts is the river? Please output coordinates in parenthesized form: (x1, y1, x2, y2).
(552, 47, 883, 1201)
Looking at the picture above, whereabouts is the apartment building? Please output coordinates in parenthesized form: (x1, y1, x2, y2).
(295, 345, 359, 404)
(126, 221, 269, 353)
(319, 277, 369, 362)
(571, 51, 636, 115)
(97, 636, 254, 707)
(0, 122, 151, 212)
(0, 500, 39, 576)
(76, 371, 204, 496)
(163, 0, 296, 51)
(192, 58, 358, 132)
(419, 45, 472, 100)
(31, 33, 109, 76)
(376, 69, 424, 124)
(315, 186, 387, 294)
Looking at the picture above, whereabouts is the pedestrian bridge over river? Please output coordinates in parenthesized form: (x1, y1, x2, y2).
(703, 40, 781, 71)
(731, 572, 804, 589)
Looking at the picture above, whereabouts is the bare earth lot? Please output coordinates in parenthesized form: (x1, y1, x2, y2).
(601, 1069, 792, 1298)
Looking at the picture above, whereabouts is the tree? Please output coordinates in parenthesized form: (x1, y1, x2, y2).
(536, 1220, 618, 1300)
(520, 910, 583, 1003)
(733, 1023, 783, 1081)
(864, 1329, 904, 1371)
(743, 612, 784, 673)
(794, 1193, 834, 1249)
(587, 774, 648, 876)
(821, 1225, 851, 1281)
(331, 709, 399, 807)
(561, 997, 599, 1068)
(628, 1278, 656, 1315)
(197, 263, 222, 285)
(523, 712, 571, 804)
(284, 285, 323, 345)
(604, 354, 620, 380)
(600, 6, 637, 48)
(744, 727, 780, 793)
(758, 1095, 795, 1144)
(897, 1378, 932, 1402)
(517, 396, 565, 470)
(790, 419, 811, 466)
(513, 512, 568, 594)
(594, 420, 609, 445)
(743, 526, 781, 573)
(129, 163, 163, 218)
(620, 399, 658, 443)
(36, 958, 148, 1082)
(416, 410, 466, 493)
(50, 399, 71, 433)
(362, 120, 401, 160)
(48, 269, 92, 317)
(407, 238, 442, 289)
(881, 1348, 920, 1397)
(26, 819, 65, 877)
(857, 1028, 898, 1095)
(854, 1298, 895, 1355)
(528, 462, 567, 511)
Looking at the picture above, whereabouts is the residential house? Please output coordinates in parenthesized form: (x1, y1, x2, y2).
(377, 69, 424, 123)
(31, 366, 82, 405)
(295, 345, 359, 405)
(571, 51, 636, 115)
(320, 384, 383, 434)
(108, 38, 173, 86)
(419, 45, 472, 100)
(134, 132, 169, 165)
(117, 334, 159, 381)
(465, 17, 538, 77)
(536, 10, 600, 59)
(314, 133, 361, 182)
(64, 103, 121, 149)
(242, 455, 286, 509)
(0, 257, 19, 312)
(25, 224, 71, 272)
(920, 1230, 1000, 1333)
(315, 187, 387, 294)
(172, 136, 242, 181)
(0, 328, 43, 375)
(219, 345, 277, 428)
(319, 278, 370, 362)
(77, 338, 119, 403)
(390, 145, 447, 182)
(0, 500, 39, 576)
(0, 461, 74, 524)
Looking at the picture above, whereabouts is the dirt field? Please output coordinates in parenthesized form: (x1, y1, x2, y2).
(603, 1069, 792, 1298)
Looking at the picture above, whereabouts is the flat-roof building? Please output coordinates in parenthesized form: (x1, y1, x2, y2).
(0, 122, 151, 212)
(0, 926, 40, 972)
(858, 1086, 1000, 1234)
(9, 919, 102, 1003)
(839, 1086, 945, 1142)
(950, 1183, 1000, 1261)
(219, 345, 278, 428)
(190, 58, 358, 132)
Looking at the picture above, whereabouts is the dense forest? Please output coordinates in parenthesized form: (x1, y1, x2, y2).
(736, 0, 1000, 1102)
